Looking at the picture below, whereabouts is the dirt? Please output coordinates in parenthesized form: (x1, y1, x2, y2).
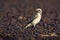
(0, 0, 60, 40)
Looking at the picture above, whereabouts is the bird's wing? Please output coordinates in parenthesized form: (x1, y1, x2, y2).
(28, 14, 37, 23)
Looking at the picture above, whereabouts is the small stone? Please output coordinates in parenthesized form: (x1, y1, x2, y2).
(18, 16, 23, 20)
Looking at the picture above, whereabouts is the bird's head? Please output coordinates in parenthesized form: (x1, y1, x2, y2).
(36, 8, 42, 12)
(36, 8, 42, 14)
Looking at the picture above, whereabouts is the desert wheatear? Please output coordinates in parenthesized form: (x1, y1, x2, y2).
(24, 8, 42, 30)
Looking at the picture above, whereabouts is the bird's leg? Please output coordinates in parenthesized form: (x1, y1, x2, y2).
(34, 24, 35, 27)
(32, 24, 36, 30)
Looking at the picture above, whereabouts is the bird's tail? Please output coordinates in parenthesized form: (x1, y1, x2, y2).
(24, 23, 32, 30)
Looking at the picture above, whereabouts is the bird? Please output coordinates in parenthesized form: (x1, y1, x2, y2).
(24, 8, 42, 30)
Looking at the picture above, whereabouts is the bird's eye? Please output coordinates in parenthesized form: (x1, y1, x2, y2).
(38, 10, 40, 11)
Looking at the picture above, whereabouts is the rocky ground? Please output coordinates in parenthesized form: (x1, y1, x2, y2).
(0, 0, 60, 40)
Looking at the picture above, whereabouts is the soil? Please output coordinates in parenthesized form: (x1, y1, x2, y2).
(0, 0, 60, 40)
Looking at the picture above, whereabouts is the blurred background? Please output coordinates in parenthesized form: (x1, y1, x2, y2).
(0, 0, 60, 40)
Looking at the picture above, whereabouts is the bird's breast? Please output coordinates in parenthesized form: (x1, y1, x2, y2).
(32, 15, 41, 24)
